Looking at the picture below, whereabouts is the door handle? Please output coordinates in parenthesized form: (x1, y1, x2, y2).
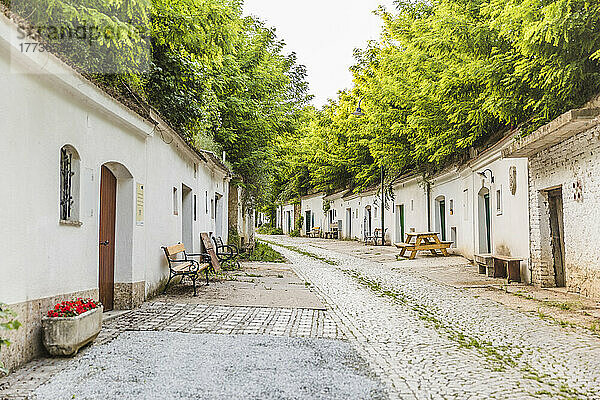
(100, 241, 109, 246)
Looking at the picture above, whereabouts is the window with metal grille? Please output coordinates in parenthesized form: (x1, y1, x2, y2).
(60, 145, 80, 223)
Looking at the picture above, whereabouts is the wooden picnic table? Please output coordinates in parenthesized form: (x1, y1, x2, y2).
(395, 232, 452, 259)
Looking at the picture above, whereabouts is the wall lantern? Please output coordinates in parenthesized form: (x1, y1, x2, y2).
(477, 168, 495, 183)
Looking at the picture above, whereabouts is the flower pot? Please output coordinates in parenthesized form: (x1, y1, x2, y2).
(42, 306, 103, 356)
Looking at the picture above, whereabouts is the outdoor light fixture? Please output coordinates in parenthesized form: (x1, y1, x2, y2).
(477, 168, 495, 183)
(350, 96, 385, 245)
(352, 97, 365, 117)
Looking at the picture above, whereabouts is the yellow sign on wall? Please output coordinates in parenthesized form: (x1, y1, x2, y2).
(136, 183, 144, 226)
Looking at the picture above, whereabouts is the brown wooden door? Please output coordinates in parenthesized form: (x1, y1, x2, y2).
(99, 165, 116, 311)
(548, 189, 566, 287)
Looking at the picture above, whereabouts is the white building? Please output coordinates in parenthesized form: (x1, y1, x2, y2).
(389, 133, 530, 280)
(505, 101, 600, 299)
(323, 190, 346, 234)
(340, 191, 363, 240)
(0, 10, 230, 371)
(300, 193, 325, 236)
(280, 202, 295, 234)
(390, 174, 428, 243)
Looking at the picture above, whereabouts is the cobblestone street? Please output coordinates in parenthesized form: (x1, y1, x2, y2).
(3, 237, 600, 399)
(263, 235, 600, 400)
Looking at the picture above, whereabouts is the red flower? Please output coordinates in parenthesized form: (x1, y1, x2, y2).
(46, 298, 99, 318)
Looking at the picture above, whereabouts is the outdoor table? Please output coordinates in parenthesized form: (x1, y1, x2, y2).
(395, 232, 452, 259)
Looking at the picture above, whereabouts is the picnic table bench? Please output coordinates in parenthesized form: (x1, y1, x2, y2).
(324, 222, 339, 239)
(395, 232, 452, 259)
(308, 227, 321, 238)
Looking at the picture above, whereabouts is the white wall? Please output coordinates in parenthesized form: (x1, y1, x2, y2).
(391, 177, 428, 243)
(342, 196, 362, 240)
(300, 194, 325, 235)
(0, 13, 230, 305)
(282, 204, 294, 234)
(527, 124, 600, 296)
(387, 147, 529, 280)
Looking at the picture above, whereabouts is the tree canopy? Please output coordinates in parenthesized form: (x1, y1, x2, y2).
(272, 0, 600, 204)
(5, 0, 311, 208)
(6, 0, 600, 213)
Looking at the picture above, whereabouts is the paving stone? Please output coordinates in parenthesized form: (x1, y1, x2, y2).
(266, 235, 600, 400)
(0, 303, 344, 399)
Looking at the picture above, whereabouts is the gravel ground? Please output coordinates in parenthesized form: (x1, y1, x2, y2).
(263, 235, 600, 400)
(32, 331, 387, 400)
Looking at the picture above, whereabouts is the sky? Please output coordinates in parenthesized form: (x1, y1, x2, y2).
(242, 0, 397, 108)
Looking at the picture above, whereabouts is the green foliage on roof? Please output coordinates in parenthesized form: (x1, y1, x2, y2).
(4, 0, 311, 208)
(271, 0, 600, 203)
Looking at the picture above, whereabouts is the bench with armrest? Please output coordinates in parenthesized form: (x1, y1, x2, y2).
(240, 237, 256, 255)
(212, 236, 241, 269)
(162, 243, 211, 296)
(364, 229, 374, 245)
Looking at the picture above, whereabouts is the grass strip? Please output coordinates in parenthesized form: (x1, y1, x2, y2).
(260, 239, 339, 265)
(344, 269, 589, 399)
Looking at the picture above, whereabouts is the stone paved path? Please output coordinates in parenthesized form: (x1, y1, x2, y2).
(263, 236, 600, 400)
(0, 303, 345, 399)
(103, 302, 343, 339)
(32, 331, 385, 400)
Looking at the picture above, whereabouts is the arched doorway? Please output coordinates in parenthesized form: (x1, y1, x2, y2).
(477, 187, 491, 253)
(434, 195, 446, 241)
(99, 162, 134, 311)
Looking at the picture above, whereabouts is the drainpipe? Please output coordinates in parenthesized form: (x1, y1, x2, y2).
(426, 182, 432, 232)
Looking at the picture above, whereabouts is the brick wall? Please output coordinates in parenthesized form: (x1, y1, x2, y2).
(528, 124, 600, 299)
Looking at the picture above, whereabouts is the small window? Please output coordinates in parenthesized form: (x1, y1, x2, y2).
(173, 187, 178, 215)
(449, 199, 454, 215)
(210, 198, 215, 219)
(60, 145, 80, 223)
(410, 199, 414, 211)
(205, 191, 208, 214)
(496, 186, 503, 215)
(193, 194, 197, 221)
(463, 189, 469, 221)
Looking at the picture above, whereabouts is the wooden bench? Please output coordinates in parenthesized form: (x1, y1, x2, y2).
(162, 243, 211, 296)
(395, 232, 452, 259)
(374, 228, 387, 245)
(200, 232, 222, 274)
(308, 227, 321, 238)
(364, 229, 374, 245)
(490, 255, 523, 283)
(212, 235, 240, 269)
(324, 222, 339, 239)
(474, 253, 493, 275)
